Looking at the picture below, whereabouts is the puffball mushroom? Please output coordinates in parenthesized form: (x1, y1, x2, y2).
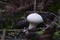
(27, 13, 43, 30)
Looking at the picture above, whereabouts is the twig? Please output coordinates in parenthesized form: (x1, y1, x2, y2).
(0, 1, 7, 4)
(1, 29, 6, 40)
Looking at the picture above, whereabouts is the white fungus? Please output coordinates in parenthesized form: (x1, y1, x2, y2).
(27, 13, 44, 30)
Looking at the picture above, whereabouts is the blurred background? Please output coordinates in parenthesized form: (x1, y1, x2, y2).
(0, 0, 60, 40)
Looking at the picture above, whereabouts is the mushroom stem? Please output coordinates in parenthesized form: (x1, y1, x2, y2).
(28, 23, 38, 30)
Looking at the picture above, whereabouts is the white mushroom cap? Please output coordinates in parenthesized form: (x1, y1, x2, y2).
(27, 13, 43, 24)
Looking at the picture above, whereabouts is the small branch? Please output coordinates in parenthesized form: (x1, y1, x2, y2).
(0, 1, 7, 4)
(1, 29, 6, 40)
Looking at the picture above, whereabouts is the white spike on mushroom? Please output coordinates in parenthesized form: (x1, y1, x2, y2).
(27, 13, 44, 30)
